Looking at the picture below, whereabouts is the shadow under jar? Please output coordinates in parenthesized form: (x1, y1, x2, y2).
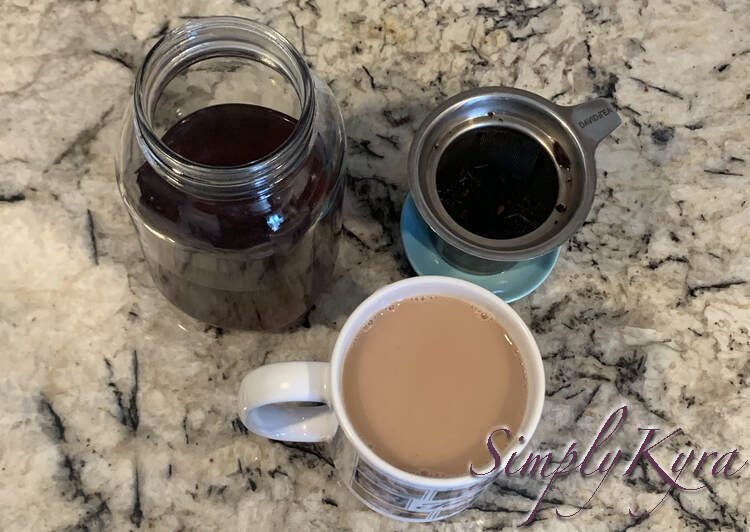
(116, 17, 346, 330)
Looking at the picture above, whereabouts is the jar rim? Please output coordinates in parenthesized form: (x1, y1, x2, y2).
(133, 16, 315, 196)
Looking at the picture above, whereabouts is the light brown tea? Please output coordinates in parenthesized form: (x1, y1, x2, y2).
(342, 295, 527, 477)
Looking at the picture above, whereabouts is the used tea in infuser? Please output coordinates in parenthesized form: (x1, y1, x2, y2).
(436, 126, 560, 240)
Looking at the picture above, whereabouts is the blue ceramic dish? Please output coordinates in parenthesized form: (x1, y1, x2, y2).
(400, 194, 560, 302)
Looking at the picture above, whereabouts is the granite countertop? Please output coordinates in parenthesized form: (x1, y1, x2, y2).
(2, 0, 749, 530)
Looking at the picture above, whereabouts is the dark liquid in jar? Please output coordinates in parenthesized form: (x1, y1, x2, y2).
(436, 127, 559, 239)
(135, 104, 343, 329)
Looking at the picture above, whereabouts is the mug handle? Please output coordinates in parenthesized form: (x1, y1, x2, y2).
(559, 98, 621, 148)
(238, 361, 338, 442)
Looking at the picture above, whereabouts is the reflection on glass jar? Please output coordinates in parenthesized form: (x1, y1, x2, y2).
(116, 17, 346, 330)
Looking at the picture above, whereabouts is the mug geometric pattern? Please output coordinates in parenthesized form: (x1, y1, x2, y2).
(330, 429, 497, 521)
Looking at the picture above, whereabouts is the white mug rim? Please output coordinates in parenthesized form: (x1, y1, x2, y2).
(329, 275, 545, 489)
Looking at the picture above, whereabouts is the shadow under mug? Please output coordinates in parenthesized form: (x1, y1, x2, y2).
(238, 276, 546, 521)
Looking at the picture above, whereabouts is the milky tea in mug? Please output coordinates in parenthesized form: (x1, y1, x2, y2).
(342, 295, 527, 477)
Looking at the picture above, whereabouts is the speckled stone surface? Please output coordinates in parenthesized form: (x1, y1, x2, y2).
(1, 1, 749, 530)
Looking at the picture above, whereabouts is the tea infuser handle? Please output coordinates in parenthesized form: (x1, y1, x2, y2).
(238, 361, 338, 442)
(562, 98, 621, 147)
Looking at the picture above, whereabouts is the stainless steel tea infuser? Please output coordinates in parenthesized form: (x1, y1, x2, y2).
(408, 87, 621, 274)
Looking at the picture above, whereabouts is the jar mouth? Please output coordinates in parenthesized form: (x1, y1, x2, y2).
(133, 16, 315, 195)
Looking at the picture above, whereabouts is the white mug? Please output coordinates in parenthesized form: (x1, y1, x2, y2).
(238, 276, 545, 521)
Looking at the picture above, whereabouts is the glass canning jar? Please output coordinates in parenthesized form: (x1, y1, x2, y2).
(116, 17, 346, 330)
